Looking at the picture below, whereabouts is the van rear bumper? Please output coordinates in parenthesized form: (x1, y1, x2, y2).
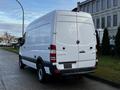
(59, 67, 96, 75)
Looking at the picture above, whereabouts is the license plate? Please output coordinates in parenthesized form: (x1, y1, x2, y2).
(64, 63, 72, 69)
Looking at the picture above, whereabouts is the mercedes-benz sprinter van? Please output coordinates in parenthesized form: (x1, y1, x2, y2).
(19, 10, 98, 82)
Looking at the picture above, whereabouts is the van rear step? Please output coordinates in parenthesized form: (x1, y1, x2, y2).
(60, 67, 96, 75)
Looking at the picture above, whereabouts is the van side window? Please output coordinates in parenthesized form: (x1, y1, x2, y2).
(27, 24, 51, 45)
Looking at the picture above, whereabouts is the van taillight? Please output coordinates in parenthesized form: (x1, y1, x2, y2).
(50, 45, 56, 63)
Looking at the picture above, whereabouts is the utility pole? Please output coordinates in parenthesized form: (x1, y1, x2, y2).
(16, 0, 24, 36)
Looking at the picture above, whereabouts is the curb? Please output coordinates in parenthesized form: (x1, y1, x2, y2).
(9, 50, 18, 54)
(7, 50, 18, 54)
(1, 48, 19, 54)
(85, 74, 120, 88)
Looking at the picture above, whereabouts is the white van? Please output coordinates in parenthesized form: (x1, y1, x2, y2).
(19, 10, 98, 82)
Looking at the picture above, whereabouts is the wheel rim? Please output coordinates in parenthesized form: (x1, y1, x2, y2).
(38, 68, 43, 80)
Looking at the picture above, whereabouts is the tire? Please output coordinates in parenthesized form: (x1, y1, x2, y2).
(19, 56, 25, 69)
(37, 63, 46, 82)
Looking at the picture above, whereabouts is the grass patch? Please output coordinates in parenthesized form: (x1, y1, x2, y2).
(1, 47, 19, 54)
(92, 56, 120, 84)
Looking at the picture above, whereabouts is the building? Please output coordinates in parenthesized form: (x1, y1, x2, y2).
(73, 0, 120, 45)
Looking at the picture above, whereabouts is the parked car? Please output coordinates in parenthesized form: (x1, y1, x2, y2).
(19, 10, 98, 82)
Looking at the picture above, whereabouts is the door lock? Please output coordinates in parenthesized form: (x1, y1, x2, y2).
(76, 40, 80, 44)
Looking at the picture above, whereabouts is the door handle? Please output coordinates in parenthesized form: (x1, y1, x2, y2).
(79, 51, 85, 53)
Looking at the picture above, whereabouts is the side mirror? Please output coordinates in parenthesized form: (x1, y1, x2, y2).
(18, 37, 25, 46)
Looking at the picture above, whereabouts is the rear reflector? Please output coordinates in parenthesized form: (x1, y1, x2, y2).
(50, 44, 56, 50)
(50, 53, 56, 63)
(50, 44, 56, 63)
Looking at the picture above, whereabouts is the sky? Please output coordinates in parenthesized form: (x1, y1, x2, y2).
(0, 0, 85, 37)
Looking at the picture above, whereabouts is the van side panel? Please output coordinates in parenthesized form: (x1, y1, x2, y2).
(21, 24, 52, 68)
(20, 12, 55, 73)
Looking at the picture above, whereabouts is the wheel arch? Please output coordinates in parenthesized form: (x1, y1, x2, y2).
(36, 56, 44, 68)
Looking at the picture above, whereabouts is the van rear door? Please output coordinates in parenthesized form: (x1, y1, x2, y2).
(56, 22, 78, 62)
(55, 12, 96, 70)
(56, 15, 79, 69)
(77, 14, 96, 68)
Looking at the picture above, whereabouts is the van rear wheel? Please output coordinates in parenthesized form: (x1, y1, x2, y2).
(19, 56, 25, 69)
(37, 63, 46, 82)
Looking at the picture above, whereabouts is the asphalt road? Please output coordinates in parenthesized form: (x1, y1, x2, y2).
(0, 49, 119, 90)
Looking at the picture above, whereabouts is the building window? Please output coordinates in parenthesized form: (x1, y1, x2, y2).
(107, 16, 111, 27)
(83, 6, 85, 12)
(107, 0, 111, 9)
(101, 0, 106, 10)
(101, 17, 105, 28)
(113, 0, 118, 6)
(84, 5, 87, 12)
(96, 0, 100, 12)
(113, 14, 118, 26)
(89, 2, 92, 13)
(92, 1, 96, 13)
(87, 4, 89, 12)
(80, 6, 83, 11)
(93, 19, 95, 25)
(80, 7, 83, 11)
(96, 18, 100, 28)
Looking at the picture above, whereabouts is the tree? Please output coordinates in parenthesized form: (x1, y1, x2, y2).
(115, 26, 120, 56)
(96, 30, 100, 54)
(101, 28, 110, 55)
(3, 32, 14, 43)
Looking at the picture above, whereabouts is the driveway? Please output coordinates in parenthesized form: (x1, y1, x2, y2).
(0, 49, 119, 90)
